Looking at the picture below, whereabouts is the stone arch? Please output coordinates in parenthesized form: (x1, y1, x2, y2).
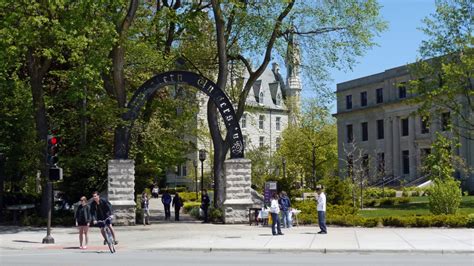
(115, 71, 244, 159)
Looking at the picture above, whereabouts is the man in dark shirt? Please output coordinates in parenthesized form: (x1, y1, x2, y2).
(90, 191, 118, 244)
(161, 190, 172, 220)
(201, 189, 210, 223)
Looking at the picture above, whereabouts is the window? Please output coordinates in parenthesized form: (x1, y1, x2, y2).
(276, 117, 281, 131)
(346, 95, 352, 110)
(376, 88, 383, 103)
(402, 150, 410, 175)
(362, 154, 369, 177)
(421, 116, 429, 134)
(346, 124, 353, 143)
(182, 165, 187, 177)
(399, 82, 407, 99)
(259, 91, 264, 104)
(377, 119, 384, 139)
(259, 136, 264, 148)
(243, 135, 248, 147)
(360, 91, 367, 106)
(259, 115, 264, 129)
(175, 165, 180, 176)
(276, 93, 281, 106)
(401, 118, 409, 136)
(377, 152, 385, 175)
(361, 122, 368, 141)
(441, 112, 450, 131)
(241, 113, 247, 129)
(276, 137, 281, 150)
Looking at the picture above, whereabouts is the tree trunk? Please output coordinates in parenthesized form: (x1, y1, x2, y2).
(27, 50, 51, 217)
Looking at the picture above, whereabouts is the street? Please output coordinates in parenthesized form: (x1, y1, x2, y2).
(1, 250, 473, 266)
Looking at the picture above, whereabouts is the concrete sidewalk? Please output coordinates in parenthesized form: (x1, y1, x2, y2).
(1, 223, 473, 254)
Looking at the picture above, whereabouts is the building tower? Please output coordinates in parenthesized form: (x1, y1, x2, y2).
(285, 29, 302, 125)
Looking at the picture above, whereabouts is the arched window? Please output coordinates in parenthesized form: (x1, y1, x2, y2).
(276, 93, 281, 106)
(259, 91, 264, 104)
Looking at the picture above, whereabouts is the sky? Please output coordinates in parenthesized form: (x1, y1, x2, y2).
(303, 0, 437, 111)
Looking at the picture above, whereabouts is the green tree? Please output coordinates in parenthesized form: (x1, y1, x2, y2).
(424, 133, 462, 214)
(409, 0, 473, 139)
(278, 99, 338, 189)
(208, 0, 386, 207)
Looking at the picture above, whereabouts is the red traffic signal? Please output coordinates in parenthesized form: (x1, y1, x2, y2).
(50, 137, 58, 145)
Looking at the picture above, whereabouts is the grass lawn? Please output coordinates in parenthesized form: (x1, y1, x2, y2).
(360, 196, 474, 218)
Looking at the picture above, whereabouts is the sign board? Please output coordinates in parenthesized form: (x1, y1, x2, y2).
(264, 181, 277, 207)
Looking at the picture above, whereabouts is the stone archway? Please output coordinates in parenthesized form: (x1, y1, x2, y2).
(107, 71, 252, 225)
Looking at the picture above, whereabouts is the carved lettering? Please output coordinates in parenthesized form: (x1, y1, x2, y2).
(233, 133, 239, 139)
(197, 78, 208, 88)
(225, 115, 233, 121)
(219, 102, 227, 108)
(222, 108, 231, 114)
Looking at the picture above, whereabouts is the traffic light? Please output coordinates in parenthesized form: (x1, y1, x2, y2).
(47, 134, 60, 166)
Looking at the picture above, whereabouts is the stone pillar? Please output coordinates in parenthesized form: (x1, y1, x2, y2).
(108, 160, 136, 226)
(223, 158, 254, 224)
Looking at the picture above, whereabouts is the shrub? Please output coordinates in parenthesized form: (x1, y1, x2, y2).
(180, 192, 200, 202)
(379, 197, 396, 206)
(382, 216, 406, 227)
(363, 217, 380, 227)
(397, 197, 411, 205)
(466, 214, 474, 228)
(209, 207, 223, 223)
(319, 176, 352, 205)
(183, 202, 200, 213)
(428, 178, 462, 215)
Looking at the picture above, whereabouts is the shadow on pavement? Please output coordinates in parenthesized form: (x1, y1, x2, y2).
(12, 240, 42, 244)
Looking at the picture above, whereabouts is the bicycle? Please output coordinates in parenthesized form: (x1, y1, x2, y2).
(96, 217, 116, 253)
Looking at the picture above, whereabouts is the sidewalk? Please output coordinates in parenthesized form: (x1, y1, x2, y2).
(0, 198, 473, 254)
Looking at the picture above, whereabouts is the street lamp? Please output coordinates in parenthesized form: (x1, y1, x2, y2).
(282, 157, 286, 179)
(193, 160, 198, 200)
(199, 149, 206, 195)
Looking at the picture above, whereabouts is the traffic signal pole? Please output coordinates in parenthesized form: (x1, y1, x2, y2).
(43, 134, 57, 244)
(42, 180, 54, 244)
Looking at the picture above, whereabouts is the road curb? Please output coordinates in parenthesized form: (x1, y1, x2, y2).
(137, 247, 474, 255)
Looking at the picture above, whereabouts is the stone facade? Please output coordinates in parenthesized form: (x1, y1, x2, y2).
(223, 158, 254, 224)
(334, 65, 474, 192)
(107, 160, 136, 225)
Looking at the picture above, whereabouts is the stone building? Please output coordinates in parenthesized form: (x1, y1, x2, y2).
(165, 35, 303, 189)
(334, 64, 474, 192)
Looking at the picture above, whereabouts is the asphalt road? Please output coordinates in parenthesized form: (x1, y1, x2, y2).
(1, 250, 473, 266)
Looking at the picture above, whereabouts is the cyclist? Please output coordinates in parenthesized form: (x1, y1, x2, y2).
(90, 191, 118, 245)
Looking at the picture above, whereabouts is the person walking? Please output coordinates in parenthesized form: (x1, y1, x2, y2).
(201, 189, 210, 223)
(279, 191, 292, 228)
(141, 191, 150, 225)
(161, 190, 172, 220)
(270, 192, 283, 236)
(152, 186, 159, 199)
(315, 185, 327, 234)
(74, 196, 91, 249)
(172, 192, 183, 221)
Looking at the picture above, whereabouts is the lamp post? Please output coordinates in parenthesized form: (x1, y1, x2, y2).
(282, 157, 286, 179)
(193, 160, 198, 200)
(199, 149, 206, 196)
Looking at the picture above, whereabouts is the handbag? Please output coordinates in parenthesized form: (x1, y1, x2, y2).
(268, 213, 273, 225)
(199, 207, 204, 218)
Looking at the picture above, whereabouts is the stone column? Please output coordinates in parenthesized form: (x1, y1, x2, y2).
(392, 117, 400, 177)
(223, 158, 254, 224)
(107, 160, 136, 226)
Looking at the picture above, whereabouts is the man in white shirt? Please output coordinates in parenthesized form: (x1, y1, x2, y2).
(315, 185, 327, 234)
